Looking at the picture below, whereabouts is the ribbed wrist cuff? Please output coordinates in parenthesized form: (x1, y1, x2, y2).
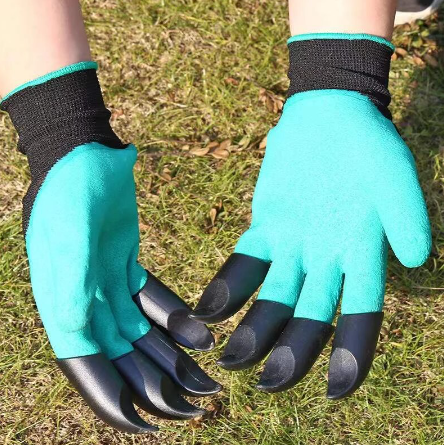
(286, 34, 394, 119)
(1, 62, 125, 233)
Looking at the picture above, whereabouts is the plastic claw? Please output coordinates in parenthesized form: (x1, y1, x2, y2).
(257, 318, 333, 393)
(133, 273, 214, 351)
(189, 253, 270, 324)
(133, 327, 222, 397)
(327, 312, 383, 399)
(217, 300, 293, 370)
(113, 350, 206, 420)
(57, 353, 156, 434)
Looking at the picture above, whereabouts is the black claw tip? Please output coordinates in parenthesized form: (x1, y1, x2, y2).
(217, 325, 256, 370)
(167, 310, 215, 351)
(190, 253, 270, 324)
(256, 346, 294, 392)
(113, 350, 206, 420)
(217, 300, 293, 371)
(134, 327, 222, 397)
(327, 348, 357, 399)
(57, 354, 156, 434)
(189, 278, 231, 323)
(257, 318, 334, 393)
(188, 307, 217, 321)
(133, 272, 215, 351)
(327, 312, 383, 399)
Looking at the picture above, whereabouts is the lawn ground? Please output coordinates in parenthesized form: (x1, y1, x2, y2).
(0, 1, 443, 444)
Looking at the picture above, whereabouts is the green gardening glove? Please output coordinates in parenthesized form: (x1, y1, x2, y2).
(190, 34, 431, 398)
(2, 62, 221, 433)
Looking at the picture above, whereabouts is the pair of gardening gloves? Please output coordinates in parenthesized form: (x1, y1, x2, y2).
(2, 34, 431, 433)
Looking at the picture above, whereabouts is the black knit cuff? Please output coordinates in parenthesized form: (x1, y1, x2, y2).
(287, 37, 394, 119)
(1, 66, 125, 233)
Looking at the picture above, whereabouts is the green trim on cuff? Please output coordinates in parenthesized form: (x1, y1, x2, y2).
(1, 61, 98, 103)
(287, 33, 395, 51)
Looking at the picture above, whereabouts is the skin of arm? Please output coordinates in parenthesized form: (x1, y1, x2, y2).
(0, 0, 397, 106)
(0, 0, 91, 97)
(289, 0, 398, 39)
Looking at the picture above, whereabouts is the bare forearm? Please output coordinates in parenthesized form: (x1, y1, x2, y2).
(0, 0, 91, 97)
(289, 0, 397, 39)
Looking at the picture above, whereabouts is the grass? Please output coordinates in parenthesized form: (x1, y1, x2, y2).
(1, 1, 444, 443)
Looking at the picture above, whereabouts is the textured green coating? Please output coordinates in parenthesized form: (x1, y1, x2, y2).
(26, 143, 151, 359)
(235, 89, 431, 323)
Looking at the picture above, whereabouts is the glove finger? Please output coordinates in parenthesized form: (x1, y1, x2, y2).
(217, 258, 302, 370)
(256, 265, 340, 392)
(91, 291, 142, 360)
(132, 269, 215, 351)
(57, 353, 156, 434)
(26, 211, 101, 358)
(189, 253, 270, 324)
(327, 246, 386, 399)
(294, 264, 342, 321)
(114, 260, 221, 397)
(59, 297, 155, 433)
(96, 223, 152, 346)
(91, 297, 205, 420)
(133, 326, 222, 397)
(28, 216, 154, 430)
(189, 226, 271, 324)
(374, 143, 431, 267)
(256, 318, 333, 393)
(113, 350, 207, 420)
(327, 313, 383, 400)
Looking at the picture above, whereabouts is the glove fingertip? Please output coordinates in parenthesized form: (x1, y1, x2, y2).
(190, 253, 270, 324)
(394, 227, 432, 268)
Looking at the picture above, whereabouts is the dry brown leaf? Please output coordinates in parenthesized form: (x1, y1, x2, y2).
(259, 88, 283, 114)
(219, 139, 231, 151)
(391, 53, 398, 61)
(225, 77, 239, 86)
(181, 144, 190, 151)
(259, 136, 267, 150)
(265, 96, 274, 113)
(139, 222, 149, 232)
(211, 147, 230, 159)
(189, 416, 204, 429)
(205, 400, 223, 419)
(190, 145, 210, 156)
(207, 141, 219, 150)
(161, 167, 172, 181)
(209, 200, 223, 226)
(111, 109, 124, 120)
(209, 208, 217, 226)
(395, 47, 408, 57)
(413, 55, 425, 66)
(273, 99, 283, 113)
(147, 193, 160, 202)
(424, 54, 439, 67)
